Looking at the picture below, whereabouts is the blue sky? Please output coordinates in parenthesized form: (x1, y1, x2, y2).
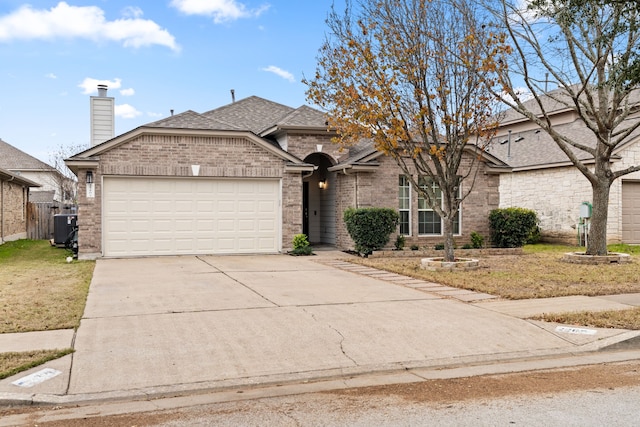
(0, 0, 343, 162)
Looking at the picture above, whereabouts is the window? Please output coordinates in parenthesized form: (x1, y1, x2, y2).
(417, 177, 460, 235)
(398, 175, 411, 235)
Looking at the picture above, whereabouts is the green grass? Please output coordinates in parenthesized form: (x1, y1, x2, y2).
(1, 239, 94, 380)
(0, 240, 94, 333)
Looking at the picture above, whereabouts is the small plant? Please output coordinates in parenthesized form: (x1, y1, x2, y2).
(462, 243, 473, 249)
(470, 231, 484, 249)
(290, 234, 313, 256)
(434, 243, 445, 250)
(394, 235, 406, 250)
(410, 244, 419, 251)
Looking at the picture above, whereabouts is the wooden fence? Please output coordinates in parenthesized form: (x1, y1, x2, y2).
(27, 202, 76, 241)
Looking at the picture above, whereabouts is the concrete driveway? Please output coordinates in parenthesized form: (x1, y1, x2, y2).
(63, 253, 596, 398)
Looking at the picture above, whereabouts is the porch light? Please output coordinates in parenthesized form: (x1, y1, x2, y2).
(319, 179, 327, 189)
(86, 171, 93, 184)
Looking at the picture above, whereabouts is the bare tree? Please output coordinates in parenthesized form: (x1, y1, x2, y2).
(485, 0, 640, 255)
(306, 0, 507, 261)
(49, 143, 87, 205)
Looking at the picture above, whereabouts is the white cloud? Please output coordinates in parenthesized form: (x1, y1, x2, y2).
(78, 77, 122, 95)
(0, 2, 180, 51)
(262, 65, 295, 82)
(120, 88, 135, 96)
(115, 104, 142, 119)
(45, 73, 57, 79)
(171, 0, 270, 24)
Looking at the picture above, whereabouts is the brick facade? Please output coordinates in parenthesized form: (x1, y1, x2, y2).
(0, 179, 27, 242)
(76, 134, 302, 257)
(335, 153, 500, 250)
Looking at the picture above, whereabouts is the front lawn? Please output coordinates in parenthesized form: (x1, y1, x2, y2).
(354, 244, 640, 330)
(0, 239, 94, 334)
(356, 244, 640, 299)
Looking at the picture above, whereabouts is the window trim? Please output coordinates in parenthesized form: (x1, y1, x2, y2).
(398, 175, 411, 236)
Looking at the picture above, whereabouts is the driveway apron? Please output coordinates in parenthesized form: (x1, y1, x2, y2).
(70, 255, 575, 395)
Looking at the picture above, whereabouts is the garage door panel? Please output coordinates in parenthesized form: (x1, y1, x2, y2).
(622, 182, 640, 244)
(103, 177, 281, 256)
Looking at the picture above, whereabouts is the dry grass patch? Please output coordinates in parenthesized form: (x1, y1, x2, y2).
(0, 349, 73, 380)
(355, 244, 640, 299)
(0, 240, 94, 333)
(533, 308, 640, 330)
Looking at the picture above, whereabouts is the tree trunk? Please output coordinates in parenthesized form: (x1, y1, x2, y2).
(586, 179, 611, 256)
(442, 215, 456, 262)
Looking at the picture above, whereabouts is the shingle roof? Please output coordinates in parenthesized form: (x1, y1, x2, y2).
(201, 96, 295, 134)
(491, 89, 640, 169)
(145, 110, 240, 131)
(275, 105, 328, 129)
(0, 138, 56, 171)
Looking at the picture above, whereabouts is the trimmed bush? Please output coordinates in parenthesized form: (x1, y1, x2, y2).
(489, 208, 539, 248)
(343, 207, 399, 256)
(394, 234, 405, 250)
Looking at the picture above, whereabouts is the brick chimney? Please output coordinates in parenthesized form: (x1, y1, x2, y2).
(90, 84, 114, 146)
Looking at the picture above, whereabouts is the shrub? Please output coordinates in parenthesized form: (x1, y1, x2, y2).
(290, 234, 313, 256)
(434, 243, 445, 250)
(470, 231, 484, 249)
(462, 243, 473, 249)
(292, 234, 310, 250)
(394, 234, 405, 250)
(489, 208, 539, 248)
(410, 244, 419, 251)
(343, 207, 399, 256)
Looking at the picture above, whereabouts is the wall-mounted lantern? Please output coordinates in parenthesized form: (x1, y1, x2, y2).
(86, 170, 95, 198)
(318, 179, 327, 189)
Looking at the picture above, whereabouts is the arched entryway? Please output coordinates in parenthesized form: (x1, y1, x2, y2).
(303, 153, 336, 245)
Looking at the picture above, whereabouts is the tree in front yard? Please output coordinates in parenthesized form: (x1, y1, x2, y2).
(485, 0, 640, 255)
(305, 0, 507, 262)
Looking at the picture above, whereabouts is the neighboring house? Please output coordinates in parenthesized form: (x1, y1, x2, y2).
(0, 138, 71, 204)
(486, 89, 640, 245)
(0, 166, 39, 243)
(66, 88, 506, 259)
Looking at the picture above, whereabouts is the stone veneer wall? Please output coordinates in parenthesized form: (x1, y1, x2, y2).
(498, 159, 640, 245)
(0, 180, 27, 242)
(77, 134, 297, 258)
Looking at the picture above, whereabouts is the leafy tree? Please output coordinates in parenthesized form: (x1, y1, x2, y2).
(305, 0, 508, 261)
(484, 0, 640, 255)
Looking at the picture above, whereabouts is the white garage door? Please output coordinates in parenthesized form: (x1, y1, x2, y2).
(622, 181, 640, 244)
(103, 177, 281, 257)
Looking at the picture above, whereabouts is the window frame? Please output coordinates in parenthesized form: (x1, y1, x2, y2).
(417, 177, 461, 236)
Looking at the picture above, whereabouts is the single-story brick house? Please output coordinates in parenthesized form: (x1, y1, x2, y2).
(486, 89, 640, 245)
(66, 89, 508, 259)
(1, 166, 39, 243)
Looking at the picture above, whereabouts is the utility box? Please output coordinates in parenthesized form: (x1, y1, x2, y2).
(53, 214, 77, 246)
(580, 202, 592, 218)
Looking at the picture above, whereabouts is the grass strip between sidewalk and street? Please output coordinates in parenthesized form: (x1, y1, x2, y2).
(0, 349, 74, 380)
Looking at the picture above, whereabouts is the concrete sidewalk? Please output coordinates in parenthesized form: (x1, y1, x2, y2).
(1, 251, 640, 407)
